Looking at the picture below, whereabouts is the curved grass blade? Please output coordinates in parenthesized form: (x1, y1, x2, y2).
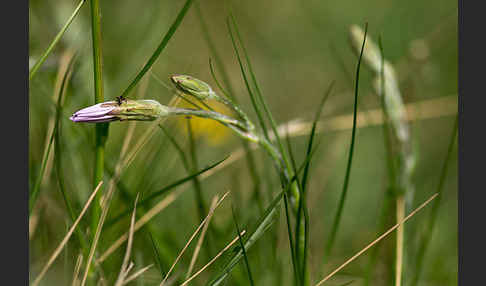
(29, 0, 86, 81)
(226, 18, 269, 140)
(106, 156, 228, 226)
(120, 0, 195, 98)
(228, 13, 286, 156)
(325, 23, 368, 257)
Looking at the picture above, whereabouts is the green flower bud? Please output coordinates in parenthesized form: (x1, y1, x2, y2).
(170, 74, 217, 100)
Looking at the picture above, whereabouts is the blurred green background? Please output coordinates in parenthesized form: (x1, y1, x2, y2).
(29, 0, 457, 285)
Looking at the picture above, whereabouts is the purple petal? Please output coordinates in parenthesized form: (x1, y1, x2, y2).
(70, 101, 119, 123)
(70, 114, 118, 123)
(72, 102, 117, 117)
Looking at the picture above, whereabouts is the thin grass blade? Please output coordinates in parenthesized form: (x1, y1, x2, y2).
(231, 206, 255, 286)
(325, 23, 368, 257)
(29, 0, 86, 81)
(120, 0, 195, 98)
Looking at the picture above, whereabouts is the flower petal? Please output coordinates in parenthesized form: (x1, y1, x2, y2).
(72, 102, 117, 117)
(70, 114, 118, 123)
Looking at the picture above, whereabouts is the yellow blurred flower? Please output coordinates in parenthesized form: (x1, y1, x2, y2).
(174, 99, 234, 146)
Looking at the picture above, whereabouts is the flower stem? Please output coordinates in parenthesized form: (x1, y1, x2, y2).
(89, 0, 107, 281)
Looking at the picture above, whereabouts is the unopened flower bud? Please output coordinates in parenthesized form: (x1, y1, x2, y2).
(70, 99, 170, 123)
(170, 74, 217, 100)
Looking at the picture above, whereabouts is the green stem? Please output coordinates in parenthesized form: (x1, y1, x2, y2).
(88, 1, 107, 282)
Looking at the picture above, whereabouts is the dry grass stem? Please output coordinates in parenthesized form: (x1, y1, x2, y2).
(179, 230, 247, 286)
(160, 192, 230, 285)
(80, 178, 121, 286)
(122, 264, 154, 285)
(314, 193, 438, 286)
(31, 181, 103, 286)
(71, 254, 83, 286)
(186, 196, 220, 278)
(114, 194, 140, 286)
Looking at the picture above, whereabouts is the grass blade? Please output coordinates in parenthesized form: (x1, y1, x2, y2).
(283, 193, 301, 286)
(228, 13, 286, 156)
(226, 17, 269, 140)
(29, 0, 86, 81)
(195, 2, 236, 99)
(120, 0, 195, 98)
(325, 23, 368, 257)
(231, 206, 255, 286)
(208, 190, 284, 286)
(295, 81, 335, 281)
(149, 231, 166, 277)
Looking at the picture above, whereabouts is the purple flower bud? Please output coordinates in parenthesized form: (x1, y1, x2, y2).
(70, 102, 118, 123)
(70, 99, 171, 123)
